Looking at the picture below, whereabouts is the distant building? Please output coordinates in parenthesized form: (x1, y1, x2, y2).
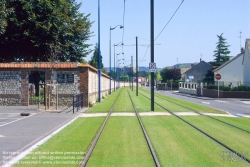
(213, 52, 244, 86)
(184, 61, 212, 83)
(242, 39, 250, 86)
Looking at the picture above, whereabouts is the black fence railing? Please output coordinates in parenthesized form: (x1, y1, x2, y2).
(73, 93, 84, 113)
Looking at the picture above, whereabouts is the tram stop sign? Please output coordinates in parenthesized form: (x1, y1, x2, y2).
(215, 74, 221, 80)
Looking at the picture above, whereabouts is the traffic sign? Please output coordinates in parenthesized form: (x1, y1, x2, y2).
(149, 62, 156, 72)
(170, 79, 173, 82)
(215, 74, 221, 80)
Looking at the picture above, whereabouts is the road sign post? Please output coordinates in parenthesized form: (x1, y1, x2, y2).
(215, 74, 221, 98)
(170, 79, 173, 90)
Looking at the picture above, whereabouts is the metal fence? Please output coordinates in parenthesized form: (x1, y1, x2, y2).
(72, 93, 84, 113)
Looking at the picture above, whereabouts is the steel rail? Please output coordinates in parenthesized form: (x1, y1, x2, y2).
(140, 89, 250, 134)
(139, 92, 250, 164)
(127, 90, 161, 167)
(79, 89, 122, 167)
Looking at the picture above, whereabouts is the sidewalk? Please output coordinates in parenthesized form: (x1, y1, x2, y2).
(171, 91, 214, 100)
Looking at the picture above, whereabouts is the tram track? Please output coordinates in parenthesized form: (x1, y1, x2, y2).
(127, 90, 161, 167)
(79, 90, 122, 167)
(139, 91, 250, 164)
(140, 89, 250, 134)
(80, 88, 161, 167)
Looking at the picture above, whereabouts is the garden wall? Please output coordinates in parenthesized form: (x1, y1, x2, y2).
(197, 88, 250, 98)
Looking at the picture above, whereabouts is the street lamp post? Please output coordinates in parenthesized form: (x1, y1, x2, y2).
(109, 25, 123, 94)
(98, 0, 101, 102)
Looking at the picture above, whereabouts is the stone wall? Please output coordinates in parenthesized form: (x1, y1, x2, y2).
(0, 71, 22, 106)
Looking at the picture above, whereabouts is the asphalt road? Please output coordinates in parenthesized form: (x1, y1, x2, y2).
(0, 106, 85, 166)
(144, 87, 250, 116)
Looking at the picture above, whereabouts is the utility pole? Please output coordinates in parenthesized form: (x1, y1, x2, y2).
(136, 36, 138, 96)
(150, 0, 154, 111)
(98, 0, 101, 102)
(131, 56, 133, 91)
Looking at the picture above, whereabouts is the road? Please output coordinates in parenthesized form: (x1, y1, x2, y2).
(0, 106, 85, 166)
(145, 88, 250, 116)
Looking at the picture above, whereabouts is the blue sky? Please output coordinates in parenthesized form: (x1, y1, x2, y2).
(77, 0, 250, 68)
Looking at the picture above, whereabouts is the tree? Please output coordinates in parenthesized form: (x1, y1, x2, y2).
(162, 68, 181, 81)
(212, 33, 231, 66)
(155, 70, 162, 83)
(0, 0, 92, 62)
(202, 69, 214, 84)
(89, 43, 104, 70)
(160, 67, 168, 82)
(0, 0, 12, 35)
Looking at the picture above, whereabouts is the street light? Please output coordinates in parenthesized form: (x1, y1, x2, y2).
(110, 25, 123, 94)
(98, 0, 101, 102)
(116, 53, 124, 89)
(114, 44, 123, 91)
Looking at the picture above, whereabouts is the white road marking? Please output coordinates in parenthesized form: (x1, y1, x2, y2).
(0, 114, 36, 128)
(0, 135, 4, 137)
(215, 100, 227, 103)
(0, 118, 19, 119)
(3, 113, 83, 167)
(202, 102, 210, 104)
(241, 101, 250, 104)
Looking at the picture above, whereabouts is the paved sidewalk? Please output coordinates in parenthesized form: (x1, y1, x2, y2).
(0, 106, 87, 166)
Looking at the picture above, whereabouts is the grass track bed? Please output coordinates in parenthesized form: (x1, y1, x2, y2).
(14, 117, 104, 167)
(112, 88, 134, 112)
(86, 117, 155, 167)
(141, 116, 249, 166)
(140, 88, 226, 114)
(129, 89, 165, 112)
(211, 117, 250, 132)
(182, 116, 250, 160)
(139, 90, 193, 112)
(87, 89, 121, 113)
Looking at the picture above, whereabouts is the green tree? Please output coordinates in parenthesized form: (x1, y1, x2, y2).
(202, 69, 214, 84)
(160, 67, 168, 82)
(0, 0, 92, 62)
(155, 70, 162, 83)
(0, 0, 11, 35)
(89, 44, 104, 70)
(162, 68, 181, 81)
(212, 33, 231, 66)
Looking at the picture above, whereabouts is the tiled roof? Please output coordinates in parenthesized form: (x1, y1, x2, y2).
(0, 62, 79, 68)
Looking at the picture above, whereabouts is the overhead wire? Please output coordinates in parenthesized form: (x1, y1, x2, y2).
(139, 0, 185, 64)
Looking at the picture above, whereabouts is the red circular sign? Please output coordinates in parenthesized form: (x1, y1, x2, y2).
(215, 74, 221, 80)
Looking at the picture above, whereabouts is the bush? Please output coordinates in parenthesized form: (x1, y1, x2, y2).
(205, 85, 250, 91)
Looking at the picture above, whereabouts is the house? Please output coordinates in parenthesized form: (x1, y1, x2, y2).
(184, 60, 212, 83)
(242, 39, 250, 86)
(213, 52, 244, 86)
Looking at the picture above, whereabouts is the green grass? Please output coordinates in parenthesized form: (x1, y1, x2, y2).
(182, 116, 250, 160)
(140, 88, 226, 114)
(112, 88, 134, 112)
(87, 89, 121, 113)
(14, 117, 104, 167)
(141, 116, 249, 166)
(139, 90, 193, 112)
(129, 89, 165, 112)
(211, 117, 250, 132)
(86, 117, 155, 167)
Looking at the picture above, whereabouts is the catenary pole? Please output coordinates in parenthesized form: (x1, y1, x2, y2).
(150, 0, 154, 111)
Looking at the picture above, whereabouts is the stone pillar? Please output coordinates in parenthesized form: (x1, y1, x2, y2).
(79, 67, 89, 107)
(20, 71, 29, 106)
